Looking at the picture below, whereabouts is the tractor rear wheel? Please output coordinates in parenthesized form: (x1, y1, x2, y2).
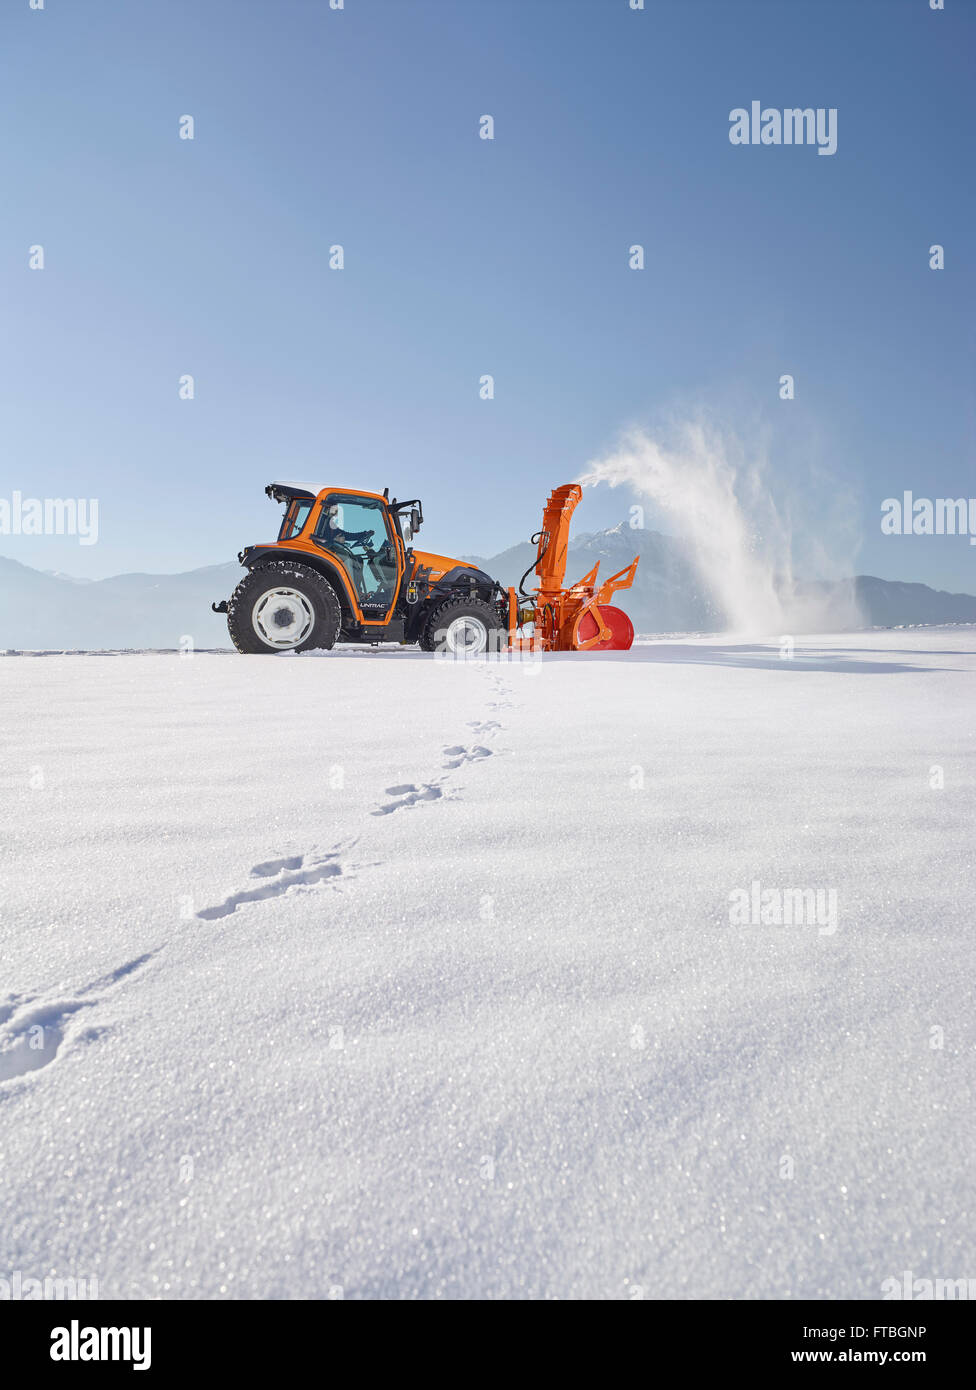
(227, 561, 342, 653)
(419, 595, 504, 655)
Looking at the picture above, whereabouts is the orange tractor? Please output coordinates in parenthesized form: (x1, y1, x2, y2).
(213, 482, 638, 655)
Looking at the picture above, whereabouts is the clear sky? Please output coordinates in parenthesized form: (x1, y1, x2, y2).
(1, 0, 972, 588)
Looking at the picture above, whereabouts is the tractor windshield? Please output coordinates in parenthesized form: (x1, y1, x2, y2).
(278, 499, 312, 541)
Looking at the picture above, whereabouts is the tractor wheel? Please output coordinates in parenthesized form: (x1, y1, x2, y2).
(226, 561, 342, 654)
(419, 595, 504, 655)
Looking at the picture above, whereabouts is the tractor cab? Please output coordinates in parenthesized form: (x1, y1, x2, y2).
(257, 482, 413, 618)
(268, 483, 433, 612)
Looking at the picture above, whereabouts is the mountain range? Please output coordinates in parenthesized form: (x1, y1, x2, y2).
(2, 529, 975, 649)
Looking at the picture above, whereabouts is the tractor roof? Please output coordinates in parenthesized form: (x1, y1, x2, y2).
(265, 481, 390, 506)
(265, 481, 324, 504)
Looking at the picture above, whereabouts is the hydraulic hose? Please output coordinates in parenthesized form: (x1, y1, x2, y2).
(518, 531, 549, 598)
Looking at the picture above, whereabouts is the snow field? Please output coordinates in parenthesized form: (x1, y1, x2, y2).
(1, 631, 973, 1297)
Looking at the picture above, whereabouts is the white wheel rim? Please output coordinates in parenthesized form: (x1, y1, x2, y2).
(442, 615, 488, 655)
(251, 587, 315, 649)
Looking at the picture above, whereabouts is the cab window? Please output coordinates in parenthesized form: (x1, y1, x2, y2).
(278, 500, 312, 541)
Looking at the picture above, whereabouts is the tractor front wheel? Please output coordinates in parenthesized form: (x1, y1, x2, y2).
(227, 562, 342, 653)
(419, 595, 504, 655)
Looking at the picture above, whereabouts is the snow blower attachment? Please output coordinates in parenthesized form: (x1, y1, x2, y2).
(213, 481, 638, 654)
(514, 483, 638, 651)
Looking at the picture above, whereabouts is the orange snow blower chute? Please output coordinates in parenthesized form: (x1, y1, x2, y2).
(508, 484, 639, 652)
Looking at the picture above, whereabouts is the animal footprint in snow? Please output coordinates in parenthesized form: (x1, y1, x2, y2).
(0, 953, 156, 1086)
(442, 745, 494, 770)
(486, 676, 516, 710)
(197, 851, 346, 920)
(466, 719, 502, 739)
(372, 783, 444, 816)
(0, 999, 86, 1083)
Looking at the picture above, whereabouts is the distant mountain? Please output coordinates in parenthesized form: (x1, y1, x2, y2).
(0, 555, 239, 650)
(2, 535, 975, 650)
(42, 569, 93, 584)
(851, 576, 976, 627)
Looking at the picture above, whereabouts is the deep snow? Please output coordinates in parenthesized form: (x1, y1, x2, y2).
(1, 631, 974, 1299)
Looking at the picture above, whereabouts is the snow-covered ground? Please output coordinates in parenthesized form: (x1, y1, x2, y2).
(1, 630, 974, 1300)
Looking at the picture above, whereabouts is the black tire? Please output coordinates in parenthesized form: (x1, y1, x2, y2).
(226, 561, 342, 654)
(418, 594, 504, 654)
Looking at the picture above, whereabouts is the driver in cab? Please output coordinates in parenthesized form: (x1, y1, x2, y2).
(323, 504, 370, 547)
(321, 505, 394, 605)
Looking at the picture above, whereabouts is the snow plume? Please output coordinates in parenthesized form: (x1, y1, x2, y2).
(582, 421, 862, 636)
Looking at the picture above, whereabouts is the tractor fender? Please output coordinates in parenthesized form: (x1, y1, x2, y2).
(427, 565, 497, 600)
(240, 547, 354, 624)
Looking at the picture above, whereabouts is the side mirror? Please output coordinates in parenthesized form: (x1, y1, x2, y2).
(410, 507, 421, 535)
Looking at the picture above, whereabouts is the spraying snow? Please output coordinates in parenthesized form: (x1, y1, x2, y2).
(582, 423, 861, 636)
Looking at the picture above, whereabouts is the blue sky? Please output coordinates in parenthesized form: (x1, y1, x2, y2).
(1, 0, 972, 588)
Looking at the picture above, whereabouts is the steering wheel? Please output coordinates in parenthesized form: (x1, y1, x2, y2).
(330, 530, 373, 558)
